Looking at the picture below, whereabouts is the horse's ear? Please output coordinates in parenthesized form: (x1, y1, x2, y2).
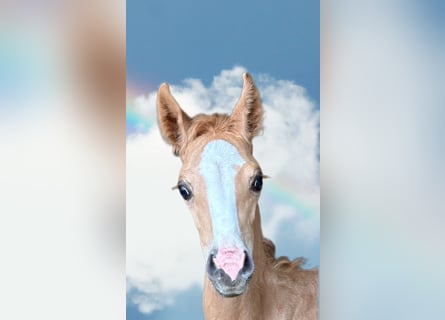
(231, 73, 263, 142)
(157, 83, 191, 156)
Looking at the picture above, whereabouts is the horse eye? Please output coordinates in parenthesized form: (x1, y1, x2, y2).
(178, 182, 192, 201)
(251, 174, 263, 192)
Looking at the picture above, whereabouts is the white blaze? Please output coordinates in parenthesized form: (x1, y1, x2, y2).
(199, 139, 245, 249)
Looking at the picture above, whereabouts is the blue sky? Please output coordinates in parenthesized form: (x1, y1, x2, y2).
(127, 0, 319, 104)
(127, 1, 319, 319)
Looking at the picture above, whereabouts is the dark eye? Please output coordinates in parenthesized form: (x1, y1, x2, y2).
(251, 174, 263, 192)
(178, 182, 193, 201)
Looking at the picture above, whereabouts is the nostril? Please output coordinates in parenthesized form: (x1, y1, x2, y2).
(206, 252, 227, 281)
(241, 251, 254, 277)
(206, 252, 217, 275)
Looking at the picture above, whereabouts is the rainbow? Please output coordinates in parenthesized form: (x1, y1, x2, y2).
(126, 102, 153, 137)
(262, 179, 317, 220)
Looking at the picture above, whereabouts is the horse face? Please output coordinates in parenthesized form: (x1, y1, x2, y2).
(157, 73, 263, 297)
(177, 138, 263, 296)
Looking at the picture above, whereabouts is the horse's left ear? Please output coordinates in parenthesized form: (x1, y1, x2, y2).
(231, 73, 263, 142)
(157, 83, 191, 156)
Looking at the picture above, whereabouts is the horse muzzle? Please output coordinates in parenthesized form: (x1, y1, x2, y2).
(206, 247, 254, 297)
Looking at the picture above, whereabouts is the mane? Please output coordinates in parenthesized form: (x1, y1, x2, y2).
(182, 113, 253, 155)
(187, 113, 236, 139)
(262, 238, 307, 273)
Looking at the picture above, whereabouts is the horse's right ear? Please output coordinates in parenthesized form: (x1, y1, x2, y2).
(157, 83, 191, 156)
(230, 73, 263, 142)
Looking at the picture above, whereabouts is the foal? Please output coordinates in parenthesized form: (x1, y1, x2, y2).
(156, 73, 318, 320)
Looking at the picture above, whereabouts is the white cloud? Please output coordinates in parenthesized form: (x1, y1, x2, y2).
(126, 66, 319, 314)
(126, 133, 204, 313)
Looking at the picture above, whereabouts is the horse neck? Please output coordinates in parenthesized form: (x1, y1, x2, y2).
(203, 205, 268, 320)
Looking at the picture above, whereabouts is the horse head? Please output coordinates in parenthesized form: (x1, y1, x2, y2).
(156, 73, 264, 297)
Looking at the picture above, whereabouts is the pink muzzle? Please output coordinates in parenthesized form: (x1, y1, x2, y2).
(213, 247, 246, 281)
